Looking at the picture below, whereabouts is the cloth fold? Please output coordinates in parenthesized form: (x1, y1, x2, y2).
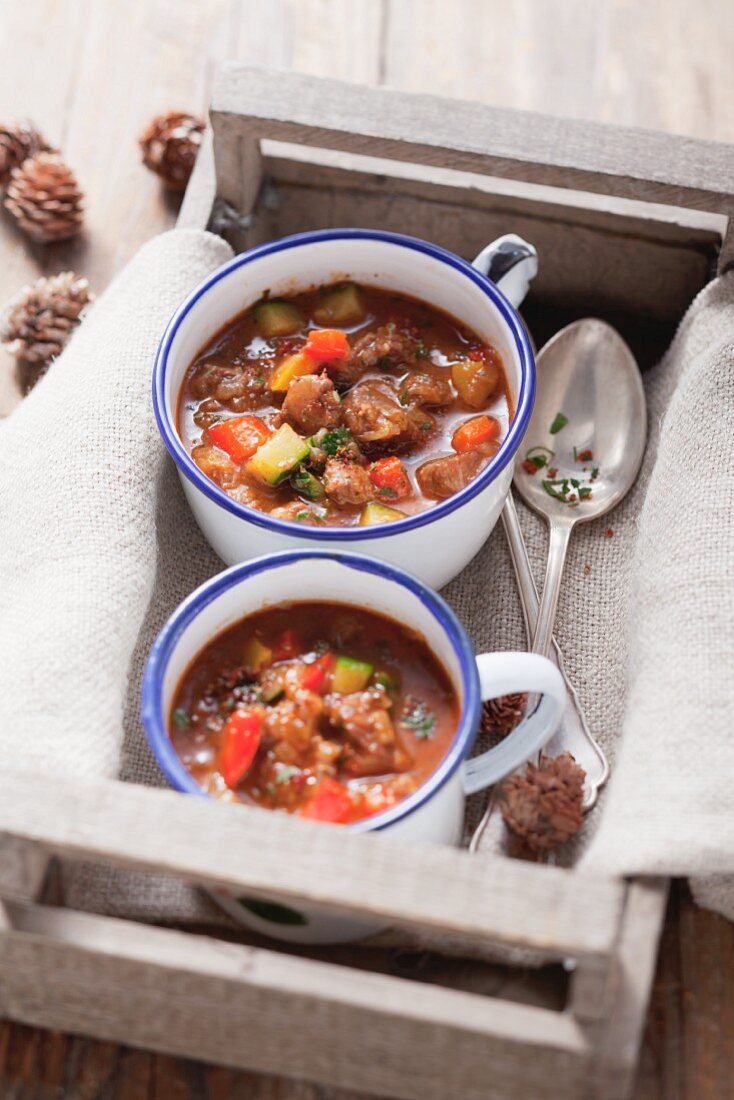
(1, 229, 733, 930)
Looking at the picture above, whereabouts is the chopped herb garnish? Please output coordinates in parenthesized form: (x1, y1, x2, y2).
(591, 466, 599, 481)
(570, 478, 580, 488)
(275, 765, 301, 785)
(579, 486, 592, 500)
(379, 487, 399, 499)
(542, 478, 571, 502)
(400, 699, 435, 739)
(295, 510, 312, 522)
(172, 708, 190, 730)
(398, 392, 409, 406)
(523, 445, 554, 473)
(321, 426, 352, 456)
(550, 412, 568, 434)
(419, 421, 432, 431)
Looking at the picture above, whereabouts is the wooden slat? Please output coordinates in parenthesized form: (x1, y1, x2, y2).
(0, 769, 624, 959)
(251, 153, 717, 325)
(210, 65, 734, 247)
(0, 900, 589, 1100)
(581, 880, 669, 1100)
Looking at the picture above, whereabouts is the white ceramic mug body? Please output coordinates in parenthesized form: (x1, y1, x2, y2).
(141, 551, 564, 943)
(153, 229, 536, 588)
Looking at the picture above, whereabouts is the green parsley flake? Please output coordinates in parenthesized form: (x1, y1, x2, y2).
(400, 700, 436, 739)
(549, 412, 569, 435)
(172, 708, 190, 731)
(275, 766, 301, 785)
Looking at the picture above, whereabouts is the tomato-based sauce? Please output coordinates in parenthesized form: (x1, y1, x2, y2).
(169, 601, 460, 824)
(178, 283, 512, 527)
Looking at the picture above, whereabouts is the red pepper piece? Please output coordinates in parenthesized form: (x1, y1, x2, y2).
(209, 416, 271, 463)
(577, 448, 594, 462)
(220, 710, 262, 788)
(452, 415, 500, 454)
(521, 458, 539, 475)
(301, 777, 354, 823)
(304, 329, 350, 362)
(300, 652, 334, 692)
(369, 456, 412, 500)
(272, 628, 301, 661)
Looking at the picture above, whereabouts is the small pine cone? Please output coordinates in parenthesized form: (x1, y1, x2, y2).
(0, 121, 51, 186)
(498, 753, 585, 853)
(5, 152, 84, 243)
(0, 271, 92, 366)
(481, 692, 528, 737)
(139, 111, 205, 190)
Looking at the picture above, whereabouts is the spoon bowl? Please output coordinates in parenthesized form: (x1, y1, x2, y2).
(514, 318, 647, 662)
(516, 319, 646, 530)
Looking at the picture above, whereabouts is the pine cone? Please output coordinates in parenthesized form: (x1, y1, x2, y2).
(498, 753, 585, 853)
(5, 152, 84, 243)
(0, 121, 51, 186)
(0, 271, 92, 366)
(139, 111, 205, 190)
(481, 692, 528, 737)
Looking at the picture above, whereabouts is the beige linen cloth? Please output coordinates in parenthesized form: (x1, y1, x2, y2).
(1, 228, 733, 933)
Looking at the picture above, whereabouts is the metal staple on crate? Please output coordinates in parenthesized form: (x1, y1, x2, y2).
(209, 198, 254, 236)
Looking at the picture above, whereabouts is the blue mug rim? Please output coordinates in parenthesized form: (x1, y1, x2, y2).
(140, 549, 482, 833)
(152, 227, 536, 540)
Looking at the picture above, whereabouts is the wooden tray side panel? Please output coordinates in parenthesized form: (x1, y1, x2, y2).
(0, 770, 624, 962)
(210, 65, 734, 264)
(0, 901, 591, 1100)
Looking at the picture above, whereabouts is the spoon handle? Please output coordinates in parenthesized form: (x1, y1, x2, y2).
(500, 492, 608, 807)
(533, 522, 572, 657)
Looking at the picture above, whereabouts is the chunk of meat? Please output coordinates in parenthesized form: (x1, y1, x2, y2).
(416, 449, 490, 499)
(399, 367, 454, 408)
(350, 325, 418, 373)
(342, 379, 422, 450)
(191, 444, 238, 489)
(190, 358, 266, 409)
(324, 686, 412, 776)
(281, 373, 341, 435)
(322, 458, 374, 506)
(262, 687, 325, 764)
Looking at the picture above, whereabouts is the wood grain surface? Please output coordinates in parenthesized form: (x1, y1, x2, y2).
(0, 2, 732, 1098)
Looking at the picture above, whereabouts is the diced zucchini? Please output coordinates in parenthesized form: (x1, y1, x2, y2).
(359, 501, 407, 526)
(269, 351, 318, 393)
(332, 655, 374, 694)
(290, 467, 325, 500)
(373, 669, 398, 695)
(242, 637, 273, 672)
(253, 299, 303, 337)
(313, 282, 365, 326)
(261, 681, 284, 704)
(247, 424, 311, 486)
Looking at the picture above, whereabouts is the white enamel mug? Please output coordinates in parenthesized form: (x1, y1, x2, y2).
(153, 229, 537, 589)
(141, 550, 565, 944)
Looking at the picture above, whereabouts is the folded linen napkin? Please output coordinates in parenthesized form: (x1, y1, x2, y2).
(2, 229, 733, 931)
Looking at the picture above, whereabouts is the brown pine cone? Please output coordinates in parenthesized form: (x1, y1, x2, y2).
(498, 753, 585, 853)
(139, 111, 205, 190)
(0, 271, 92, 366)
(481, 692, 528, 737)
(0, 121, 51, 186)
(5, 152, 84, 243)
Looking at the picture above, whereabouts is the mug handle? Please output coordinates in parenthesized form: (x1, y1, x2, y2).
(463, 652, 565, 794)
(472, 233, 538, 308)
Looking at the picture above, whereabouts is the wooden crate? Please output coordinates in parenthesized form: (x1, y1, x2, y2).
(5, 63, 734, 1099)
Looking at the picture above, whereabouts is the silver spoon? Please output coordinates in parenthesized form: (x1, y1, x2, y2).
(501, 492, 609, 808)
(514, 317, 647, 668)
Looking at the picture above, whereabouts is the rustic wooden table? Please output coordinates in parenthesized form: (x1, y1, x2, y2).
(1, 2, 732, 1096)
